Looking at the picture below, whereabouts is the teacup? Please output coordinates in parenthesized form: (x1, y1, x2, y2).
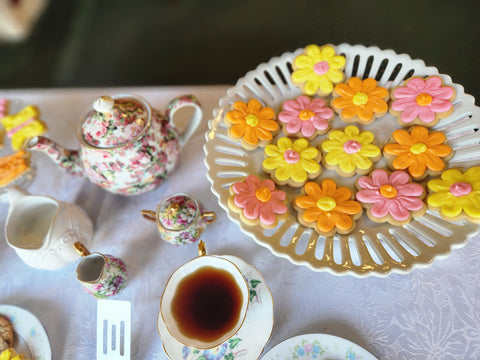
(159, 241, 249, 349)
(141, 193, 216, 246)
(74, 242, 127, 299)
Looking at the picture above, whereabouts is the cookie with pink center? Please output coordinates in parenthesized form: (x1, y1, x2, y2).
(355, 169, 426, 226)
(278, 95, 334, 140)
(389, 76, 455, 127)
(228, 174, 288, 229)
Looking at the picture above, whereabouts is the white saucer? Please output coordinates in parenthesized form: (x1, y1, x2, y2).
(261, 333, 377, 360)
(157, 255, 274, 360)
(0, 304, 52, 359)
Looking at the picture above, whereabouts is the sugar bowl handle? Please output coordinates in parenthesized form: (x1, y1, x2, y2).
(140, 210, 157, 222)
(201, 211, 216, 225)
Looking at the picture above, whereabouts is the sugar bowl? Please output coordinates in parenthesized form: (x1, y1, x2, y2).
(141, 193, 216, 246)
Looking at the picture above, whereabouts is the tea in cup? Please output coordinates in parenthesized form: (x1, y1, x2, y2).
(159, 241, 249, 349)
(141, 193, 216, 246)
(74, 242, 127, 299)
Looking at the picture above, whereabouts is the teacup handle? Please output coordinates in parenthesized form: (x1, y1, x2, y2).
(164, 94, 203, 148)
(202, 211, 216, 225)
(140, 210, 157, 222)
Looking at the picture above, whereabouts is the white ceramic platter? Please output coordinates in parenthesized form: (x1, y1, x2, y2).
(157, 255, 274, 360)
(203, 43, 480, 277)
(0, 304, 52, 360)
(260, 333, 377, 360)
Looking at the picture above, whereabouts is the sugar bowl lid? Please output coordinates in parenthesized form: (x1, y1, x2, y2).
(80, 95, 151, 148)
(158, 194, 200, 231)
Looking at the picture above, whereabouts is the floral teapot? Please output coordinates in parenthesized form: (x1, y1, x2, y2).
(28, 94, 202, 195)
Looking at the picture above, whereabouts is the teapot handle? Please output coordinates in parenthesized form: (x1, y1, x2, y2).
(164, 95, 203, 148)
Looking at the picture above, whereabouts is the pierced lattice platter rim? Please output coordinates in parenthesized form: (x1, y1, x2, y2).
(203, 43, 480, 277)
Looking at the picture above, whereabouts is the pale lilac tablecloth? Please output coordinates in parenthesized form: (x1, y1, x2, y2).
(0, 86, 479, 360)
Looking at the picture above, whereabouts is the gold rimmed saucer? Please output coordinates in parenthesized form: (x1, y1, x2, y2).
(157, 255, 274, 360)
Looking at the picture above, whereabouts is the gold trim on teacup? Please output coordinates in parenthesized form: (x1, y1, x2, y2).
(158, 252, 249, 350)
(156, 254, 274, 359)
(76, 94, 153, 151)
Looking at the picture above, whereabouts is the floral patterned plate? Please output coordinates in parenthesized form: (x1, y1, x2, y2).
(157, 255, 274, 360)
(0, 304, 52, 360)
(261, 333, 377, 360)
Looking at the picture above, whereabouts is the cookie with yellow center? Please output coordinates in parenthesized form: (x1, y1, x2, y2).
(0, 315, 13, 353)
(224, 99, 279, 151)
(383, 126, 453, 180)
(228, 174, 288, 229)
(0, 348, 30, 360)
(293, 179, 362, 236)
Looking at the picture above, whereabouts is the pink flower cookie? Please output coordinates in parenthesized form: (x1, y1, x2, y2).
(278, 96, 334, 140)
(228, 174, 288, 229)
(356, 169, 426, 225)
(389, 76, 455, 127)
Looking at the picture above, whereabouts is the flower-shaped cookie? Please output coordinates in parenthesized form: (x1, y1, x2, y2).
(383, 126, 453, 180)
(427, 167, 480, 223)
(225, 99, 279, 150)
(0, 150, 31, 187)
(228, 174, 288, 228)
(291, 44, 346, 96)
(356, 169, 426, 225)
(320, 125, 381, 177)
(0, 105, 48, 150)
(390, 76, 455, 127)
(278, 96, 334, 140)
(332, 77, 389, 125)
(263, 137, 321, 187)
(293, 179, 362, 236)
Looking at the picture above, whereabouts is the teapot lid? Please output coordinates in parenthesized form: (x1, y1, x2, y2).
(80, 95, 151, 148)
(158, 194, 199, 231)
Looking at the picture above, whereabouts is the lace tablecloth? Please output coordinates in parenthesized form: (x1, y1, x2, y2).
(0, 86, 479, 360)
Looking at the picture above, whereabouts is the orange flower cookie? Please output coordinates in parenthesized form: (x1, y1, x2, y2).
(320, 125, 381, 177)
(426, 167, 480, 223)
(389, 76, 455, 127)
(224, 99, 279, 150)
(0, 150, 31, 187)
(228, 174, 288, 229)
(383, 126, 453, 180)
(331, 77, 389, 125)
(293, 179, 362, 236)
(291, 44, 346, 97)
(262, 137, 321, 187)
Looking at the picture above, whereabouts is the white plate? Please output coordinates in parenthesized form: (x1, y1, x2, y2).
(261, 333, 377, 360)
(0, 304, 52, 360)
(203, 43, 480, 277)
(157, 255, 274, 360)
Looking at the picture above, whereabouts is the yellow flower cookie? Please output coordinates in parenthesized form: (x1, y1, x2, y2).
(262, 137, 321, 187)
(320, 125, 381, 177)
(427, 167, 480, 223)
(291, 44, 346, 97)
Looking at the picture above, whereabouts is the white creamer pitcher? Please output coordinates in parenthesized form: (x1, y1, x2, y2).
(4, 186, 93, 270)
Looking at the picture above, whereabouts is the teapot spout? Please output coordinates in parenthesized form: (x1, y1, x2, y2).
(27, 136, 85, 177)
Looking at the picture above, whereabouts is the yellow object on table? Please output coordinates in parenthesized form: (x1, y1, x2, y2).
(0, 348, 29, 360)
(0, 150, 31, 187)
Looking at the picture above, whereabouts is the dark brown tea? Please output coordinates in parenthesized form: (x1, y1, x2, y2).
(171, 266, 245, 343)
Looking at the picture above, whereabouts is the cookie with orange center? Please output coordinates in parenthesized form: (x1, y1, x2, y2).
(224, 99, 279, 151)
(228, 174, 288, 229)
(331, 77, 389, 125)
(389, 76, 455, 127)
(293, 179, 362, 236)
(383, 126, 453, 181)
(355, 169, 426, 226)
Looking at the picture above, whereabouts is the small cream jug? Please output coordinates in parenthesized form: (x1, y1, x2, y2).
(4, 186, 93, 270)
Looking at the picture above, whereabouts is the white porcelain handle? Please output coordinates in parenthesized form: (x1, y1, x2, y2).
(164, 95, 203, 148)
